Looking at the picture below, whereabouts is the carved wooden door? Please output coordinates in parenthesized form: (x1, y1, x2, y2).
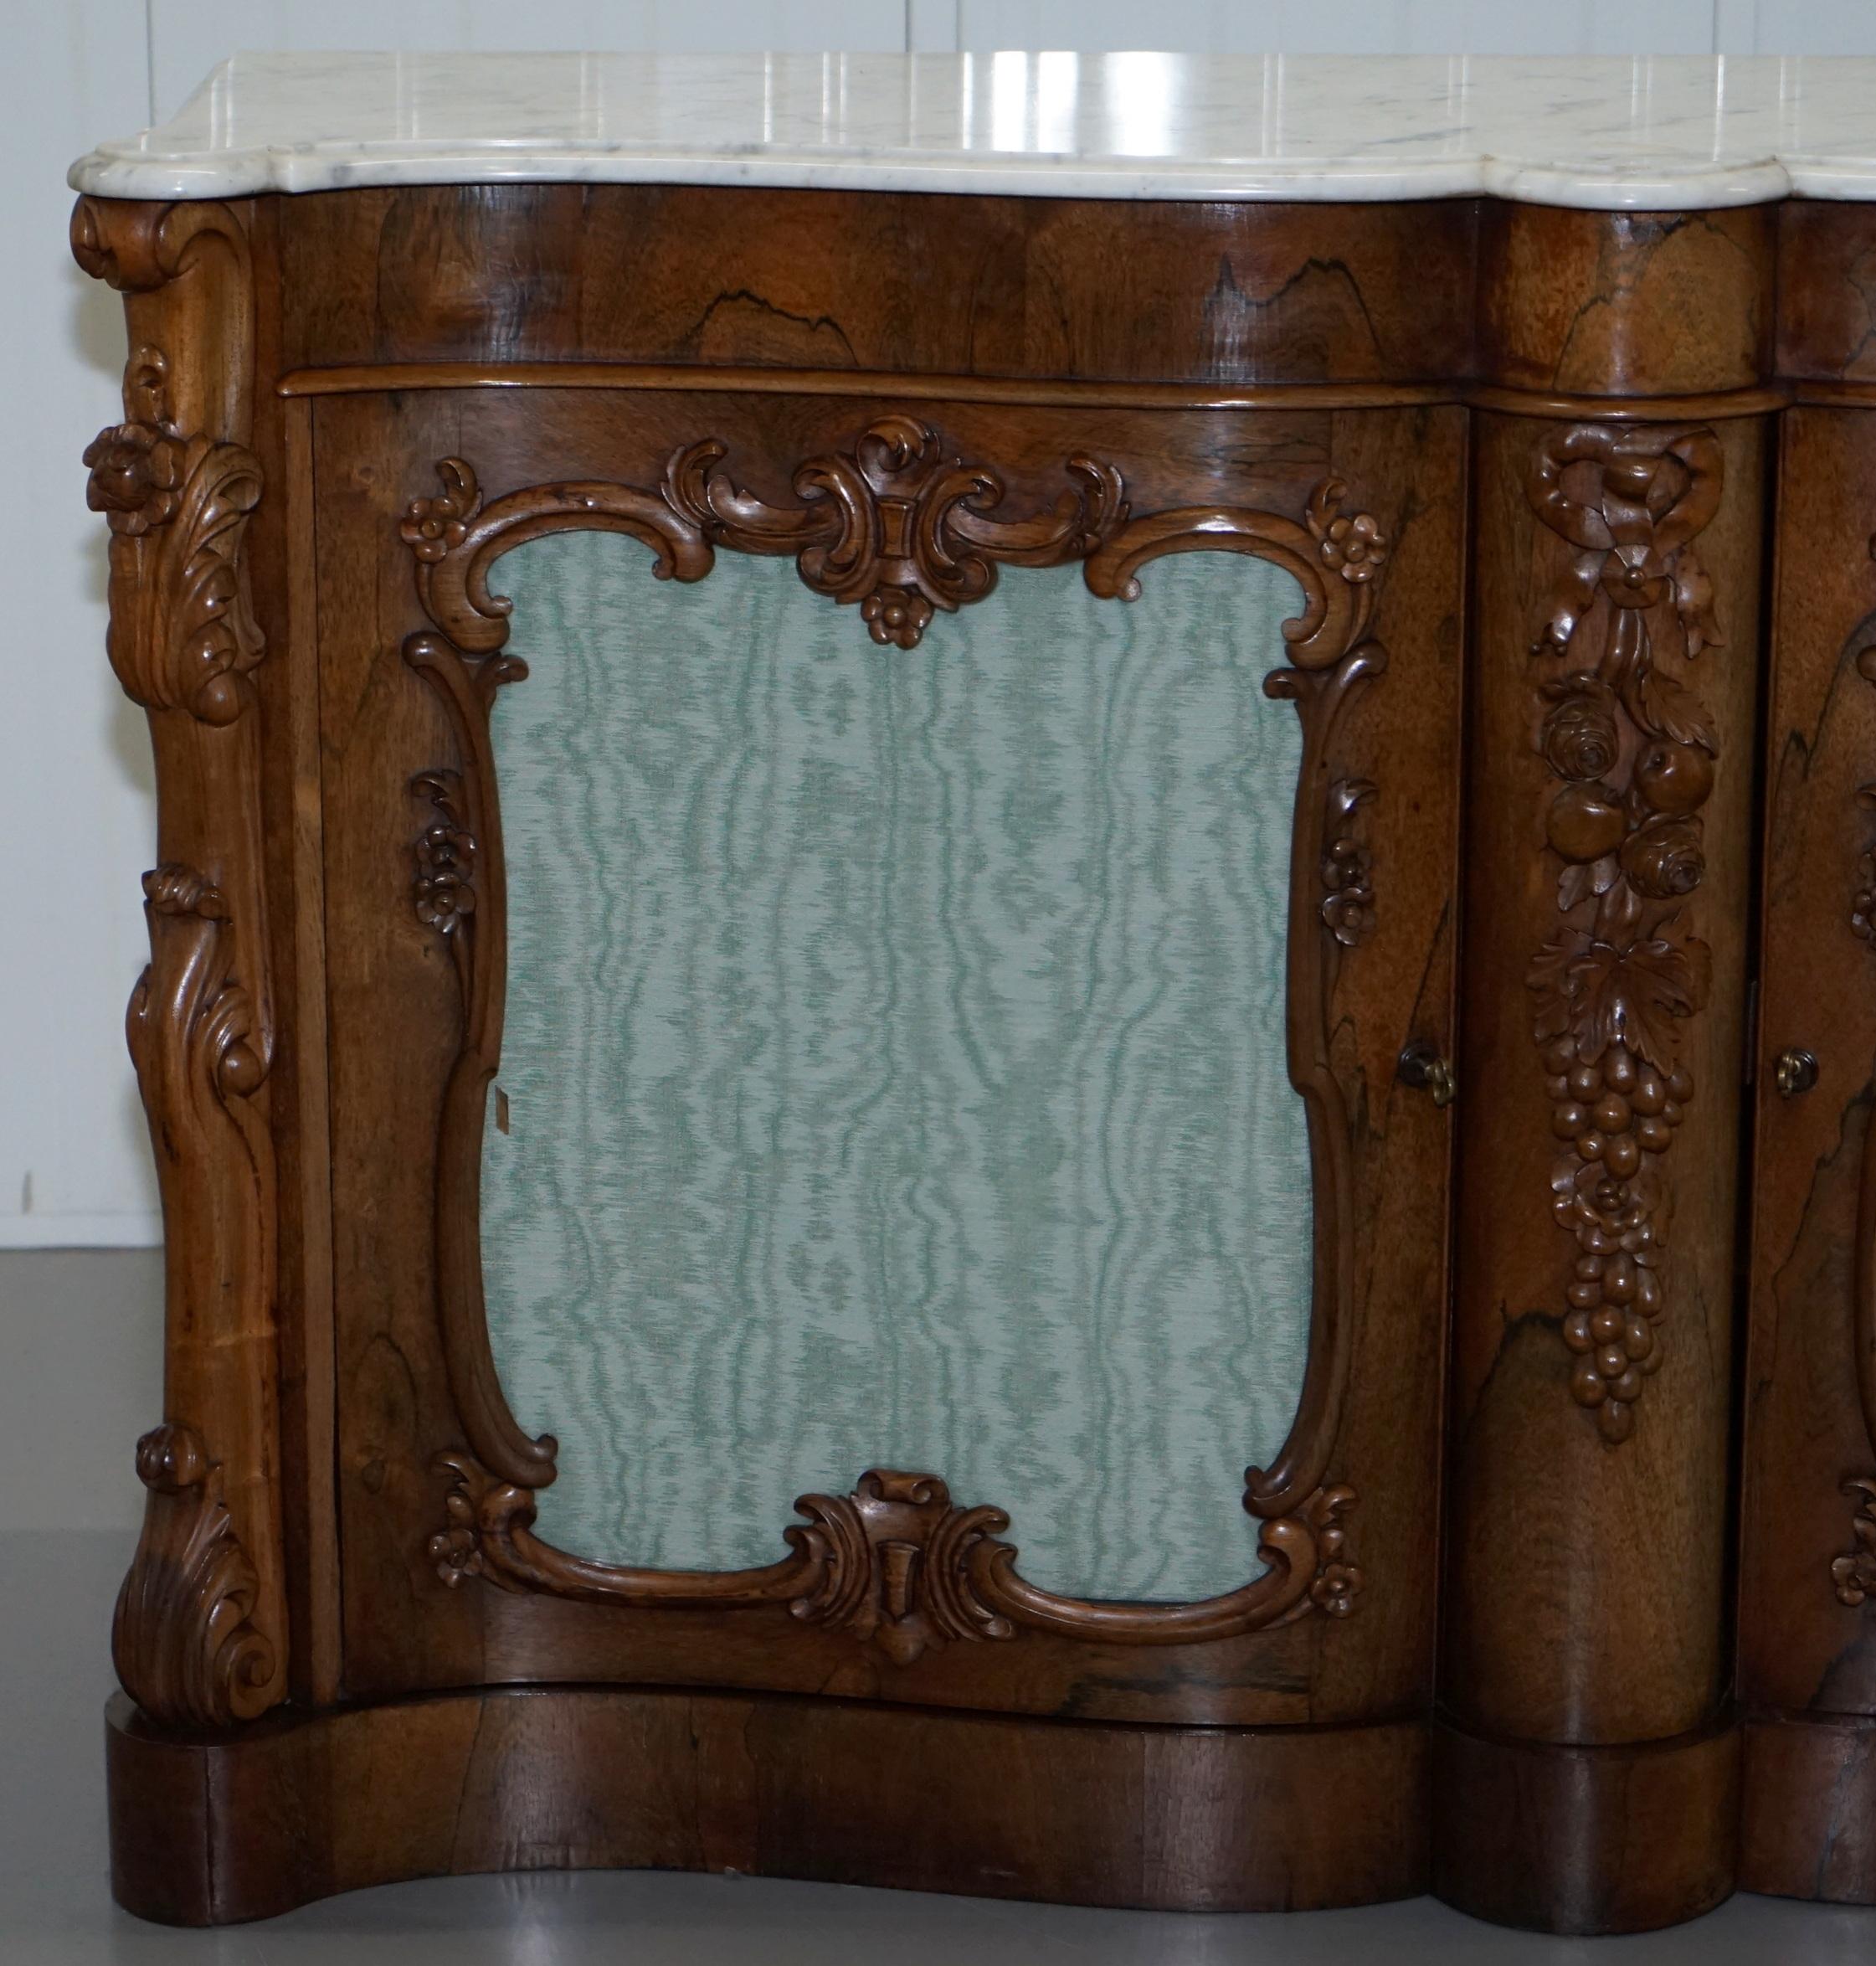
(1740, 405, 1876, 1888)
(313, 385, 1462, 1747)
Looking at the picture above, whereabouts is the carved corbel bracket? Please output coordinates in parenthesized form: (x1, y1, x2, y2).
(85, 347, 264, 724)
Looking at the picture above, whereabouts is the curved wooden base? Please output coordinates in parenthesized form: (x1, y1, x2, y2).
(1741, 1712, 1876, 1904)
(1430, 1716, 1740, 1934)
(106, 1687, 1427, 1926)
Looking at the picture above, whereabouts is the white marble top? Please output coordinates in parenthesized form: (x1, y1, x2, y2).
(68, 51, 1876, 209)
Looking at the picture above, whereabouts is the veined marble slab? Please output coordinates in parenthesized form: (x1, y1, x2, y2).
(69, 51, 1876, 209)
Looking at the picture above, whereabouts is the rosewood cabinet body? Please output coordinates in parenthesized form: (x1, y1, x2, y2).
(69, 158, 1876, 1936)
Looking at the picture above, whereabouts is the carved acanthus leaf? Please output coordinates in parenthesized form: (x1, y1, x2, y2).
(1525, 424, 1723, 1444)
(85, 347, 264, 724)
(112, 1423, 276, 1727)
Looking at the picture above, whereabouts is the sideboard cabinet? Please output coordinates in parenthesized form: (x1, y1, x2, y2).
(67, 52, 1876, 1935)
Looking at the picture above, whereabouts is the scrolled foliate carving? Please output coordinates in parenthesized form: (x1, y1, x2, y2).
(407, 449, 1390, 1654)
(85, 347, 264, 725)
(1524, 425, 1723, 1444)
(789, 1470, 1016, 1665)
(112, 1423, 277, 1728)
(430, 1451, 1361, 1655)
(664, 414, 1128, 647)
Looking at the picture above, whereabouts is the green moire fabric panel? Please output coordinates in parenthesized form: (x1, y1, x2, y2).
(482, 538, 1313, 1603)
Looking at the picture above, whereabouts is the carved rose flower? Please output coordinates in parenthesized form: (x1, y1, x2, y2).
(415, 869, 475, 931)
(861, 584, 934, 650)
(1539, 677, 1621, 783)
(1310, 1562, 1362, 1618)
(1320, 837, 1375, 947)
(1619, 816, 1705, 899)
(84, 419, 186, 535)
(427, 1522, 482, 1588)
(1317, 511, 1386, 582)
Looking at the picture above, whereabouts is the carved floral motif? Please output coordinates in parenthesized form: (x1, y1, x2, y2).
(1524, 425, 1723, 1444)
(412, 770, 477, 934)
(1321, 777, 1378, 947)
(1833, 1479, 1876, 1609)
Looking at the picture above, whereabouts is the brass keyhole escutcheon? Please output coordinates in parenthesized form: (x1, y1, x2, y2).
(1774, 1048, 1819, 1099)
(1398, 1041, 1457, 1109)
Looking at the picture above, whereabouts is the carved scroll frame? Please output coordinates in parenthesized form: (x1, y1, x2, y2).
(73, 198, 285, 1725)
(402, 416, 1391, 1664)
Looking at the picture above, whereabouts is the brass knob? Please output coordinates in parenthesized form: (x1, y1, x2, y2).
(1775, 1048, 1818, 1099)
(1398, 1041, 1457, 1109)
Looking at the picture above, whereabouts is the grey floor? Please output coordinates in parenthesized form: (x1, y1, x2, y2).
(5, 1251, 1875, 1963)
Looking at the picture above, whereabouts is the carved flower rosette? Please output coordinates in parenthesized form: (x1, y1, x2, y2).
(1524, 425, 1722, 1444)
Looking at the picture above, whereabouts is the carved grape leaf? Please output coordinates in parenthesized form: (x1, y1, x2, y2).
(1529, 925, 1711, 1072)
(1572, 934, 1710, 1070)
(1558, 853, 1620, 914)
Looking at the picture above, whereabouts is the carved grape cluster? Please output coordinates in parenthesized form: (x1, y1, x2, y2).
(1542, 1032, 1690, 1433)
(1524, 421, 1723, 1444)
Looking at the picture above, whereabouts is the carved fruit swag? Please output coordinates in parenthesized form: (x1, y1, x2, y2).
(1524, 425, 1723, 1444)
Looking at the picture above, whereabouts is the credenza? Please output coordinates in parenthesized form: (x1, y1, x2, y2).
(68, 50, 1876, 1934)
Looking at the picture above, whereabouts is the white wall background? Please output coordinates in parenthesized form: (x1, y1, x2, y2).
(6, 0, 1873, 1249)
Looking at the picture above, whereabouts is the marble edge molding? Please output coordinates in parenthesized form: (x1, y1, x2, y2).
(68, 144, 1827, 210)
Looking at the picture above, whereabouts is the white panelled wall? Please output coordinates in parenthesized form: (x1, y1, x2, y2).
(8, 0, 1875, 1249)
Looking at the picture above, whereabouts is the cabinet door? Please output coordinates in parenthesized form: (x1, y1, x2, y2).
(1741, 406, 1876, 1895)
(316, 387, 1462, 1729)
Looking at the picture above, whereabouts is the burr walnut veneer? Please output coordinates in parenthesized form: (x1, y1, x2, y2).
(67, 53, 1876, 1939)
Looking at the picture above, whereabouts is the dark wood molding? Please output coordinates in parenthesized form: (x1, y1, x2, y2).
(278, 361, 1796, 424)
(105, 1686, 1428, 1925)
(1522, 422, 1723, 1443)
(75, 196, 287, 1727)
(1740, 1713, 1876, 1904)
(398, 434, 1391, 1655)
(1433, 1715, 1740, 1934)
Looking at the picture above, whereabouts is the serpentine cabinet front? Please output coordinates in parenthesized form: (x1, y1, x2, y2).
(76, 159, 1850, 1937)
